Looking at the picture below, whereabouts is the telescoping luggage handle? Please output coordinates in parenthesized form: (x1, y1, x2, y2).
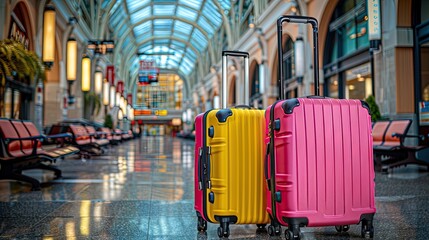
(221, 50, 249, 109)
(277, 16, 319, 99)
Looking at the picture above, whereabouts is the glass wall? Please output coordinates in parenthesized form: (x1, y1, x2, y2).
(323, 0, 371, 99)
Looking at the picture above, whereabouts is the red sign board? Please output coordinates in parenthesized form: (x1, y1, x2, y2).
(117, 81, 124, 94)
(106, 66, 115, 85)
(127, 93, 132, 105)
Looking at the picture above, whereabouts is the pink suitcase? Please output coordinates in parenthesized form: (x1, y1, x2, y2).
(194, 113, 207, 231)
(265, 16, 376, 239)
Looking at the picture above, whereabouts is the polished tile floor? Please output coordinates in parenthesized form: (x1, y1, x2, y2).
(0, 136, 429, 239)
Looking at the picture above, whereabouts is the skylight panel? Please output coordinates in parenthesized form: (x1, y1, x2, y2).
(122, 36, 131, 50)
(197, 17, 215, 36)
(172, 31, 189, 40)
(203, 1, 222, 27)
(134, 20, 152, 36)
(170, 40, 186, 49)
(110, 10, 125, 27)
(192, 29, 207, 45)
(154, 4, 176, 15)
(139, 44, 153, 53)
(126, 0, 150, 13)
(186, 49, 197, 61)
(154, 19, 173, 30)
(173, 20, 193, 35)
(177, 6, 198, 21)
(118, 23, 129, 36)
(178, 0, 202, 10)
(130, 6, 151, 24)
(154, 39, 170, 45)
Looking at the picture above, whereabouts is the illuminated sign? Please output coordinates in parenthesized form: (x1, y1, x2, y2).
(367, 0, 381, 40)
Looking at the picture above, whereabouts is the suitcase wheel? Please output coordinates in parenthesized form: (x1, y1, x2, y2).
(197, 216, 207, 232)
(217, 223, 230, 238)
(268, 224, 281, 236)
(285, 225, 301, 240)
(335, 225, 350, 232)
(361, 220, 374, 239)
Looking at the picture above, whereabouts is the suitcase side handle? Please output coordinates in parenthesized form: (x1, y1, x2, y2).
(221, 50, 250, 108)
(264, 143, 271, 190)
(198, 148, 203, 190)
(277, 15, 319, 98)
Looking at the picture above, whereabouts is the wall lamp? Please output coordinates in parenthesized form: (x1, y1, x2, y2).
(66, 37, 77, 104)
(42, 4, 56, 69)
(81, 55, 91, 92)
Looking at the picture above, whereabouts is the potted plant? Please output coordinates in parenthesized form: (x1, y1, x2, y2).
(365, 95, 381, 122)
(0, 39, 44, 116)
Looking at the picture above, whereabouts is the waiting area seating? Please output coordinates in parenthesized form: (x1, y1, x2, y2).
(373, 119, 429, 171)
(0, 118, 79, 190)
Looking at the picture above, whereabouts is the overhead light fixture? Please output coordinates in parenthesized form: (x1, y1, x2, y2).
(110, 86, 115, 108)
(66, 38, 77, 81)
(81, 55, 91, 92)
(116, 92, 121, 107)
(42, 4, 56, 68)
(103, 80, 109, 106)
(94, 71, 103, 94)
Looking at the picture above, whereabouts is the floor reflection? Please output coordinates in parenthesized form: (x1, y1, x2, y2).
(0, 136, 428, 239)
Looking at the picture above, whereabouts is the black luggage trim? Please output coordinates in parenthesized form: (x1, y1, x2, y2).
(201, 110, 214, 223)
(214, 215, 238, 224)
(282, 217, 309, 227)
(360, 100, 371, 115)
(216, 109, 233, 123)
(268, 100, 282, 223)
(282, 99, 300, 114)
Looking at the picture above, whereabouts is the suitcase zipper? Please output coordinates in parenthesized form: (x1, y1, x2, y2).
(198, 148, 203, 190)
(206, 146, 212, 189)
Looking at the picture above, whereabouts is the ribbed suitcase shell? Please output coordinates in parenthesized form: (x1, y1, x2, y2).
(265, 98, 376, 227)
(194, 113, 205, 220)
(194, 108, 269, 224)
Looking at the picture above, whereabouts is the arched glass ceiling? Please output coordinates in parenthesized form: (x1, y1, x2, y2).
(109, 0, 231, 76)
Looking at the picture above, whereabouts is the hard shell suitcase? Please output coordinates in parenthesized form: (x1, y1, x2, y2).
(265, 16, 376, 239)
(194, 51, 270, 238)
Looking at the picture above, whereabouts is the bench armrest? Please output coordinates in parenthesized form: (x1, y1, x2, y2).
(392, 132, 425, 147)
(44, 133, 73, 139)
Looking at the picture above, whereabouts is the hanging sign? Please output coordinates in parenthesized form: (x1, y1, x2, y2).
(127, 93, 133, 105)
(138, 60, 159, 85)
(367, 0, 381, 40)
(117, 80, 124, 94)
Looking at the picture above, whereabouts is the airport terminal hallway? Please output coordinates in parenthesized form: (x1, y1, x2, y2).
(0, 136, 429, 239)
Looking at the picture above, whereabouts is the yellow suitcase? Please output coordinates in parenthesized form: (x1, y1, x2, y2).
(195, 51, 270, 238)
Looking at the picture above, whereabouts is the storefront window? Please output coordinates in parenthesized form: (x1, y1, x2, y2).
(345, 63, 372, 100)
(420, 43, 429, 101)
(324, 0, 371, 99)
(328, 75, 339, 99)
(3, 88, 12, 118)
(13, 90, 20, 119)
(422, 1, 429, 23)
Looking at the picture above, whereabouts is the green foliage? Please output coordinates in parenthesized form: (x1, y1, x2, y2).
(104, 114, 113, 129)
(0, 39, 44, 84)
(365, 95, 381, 122)
(0, 39, 44, 117)
(84, 92, 102, 117)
